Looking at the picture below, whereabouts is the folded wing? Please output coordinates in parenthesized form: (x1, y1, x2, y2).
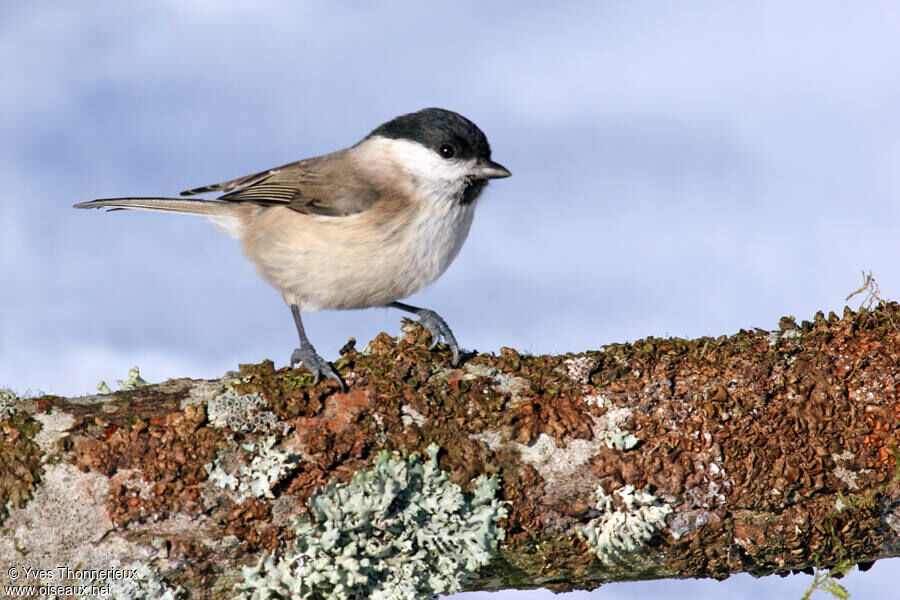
(179, 153, 381, 217)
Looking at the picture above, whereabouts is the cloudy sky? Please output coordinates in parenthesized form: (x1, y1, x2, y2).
(1, 1, 898, 598)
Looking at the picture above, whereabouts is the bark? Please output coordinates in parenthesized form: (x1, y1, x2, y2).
(1, 304, 899, 598)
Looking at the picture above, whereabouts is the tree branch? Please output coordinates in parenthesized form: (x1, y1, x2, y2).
(1, 304, 899, 598)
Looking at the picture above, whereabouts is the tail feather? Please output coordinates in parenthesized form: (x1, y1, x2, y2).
(73, 197, 231, 216)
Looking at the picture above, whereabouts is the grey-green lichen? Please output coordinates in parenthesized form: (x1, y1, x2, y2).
(234, 444, 506, 600)
(576, 484, 672, 566)
(78, 562, 186, 600)
(208, 389, 289, 434)
(206, 437, 299, 502)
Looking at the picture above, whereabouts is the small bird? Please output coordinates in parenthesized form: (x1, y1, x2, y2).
(75, 108, 510, 386)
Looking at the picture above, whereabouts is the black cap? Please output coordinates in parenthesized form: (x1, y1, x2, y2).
(367, 107, 493, 161)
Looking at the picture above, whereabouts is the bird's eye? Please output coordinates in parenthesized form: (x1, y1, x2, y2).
(438, 143, 456, 159)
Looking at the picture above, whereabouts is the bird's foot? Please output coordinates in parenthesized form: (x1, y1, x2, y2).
(290, 345, 344, 389)
(413, 309, 460, 366)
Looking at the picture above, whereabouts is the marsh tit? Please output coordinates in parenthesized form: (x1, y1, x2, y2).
(75, 108, 511, 387)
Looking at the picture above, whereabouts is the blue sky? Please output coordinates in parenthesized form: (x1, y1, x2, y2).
(1, 2, 898, 598)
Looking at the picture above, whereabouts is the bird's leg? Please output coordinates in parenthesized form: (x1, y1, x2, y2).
(387, 301, 460, 365)
(289, 305, 344, 388)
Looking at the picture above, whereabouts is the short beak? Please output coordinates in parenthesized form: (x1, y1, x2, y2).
(474, 158, 511, 180)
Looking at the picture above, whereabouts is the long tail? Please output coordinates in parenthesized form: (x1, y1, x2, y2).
(73, 197, 231, 216)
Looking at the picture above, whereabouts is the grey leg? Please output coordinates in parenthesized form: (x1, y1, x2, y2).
(289, 305, 344, 387)
(387, 301, 460, 365)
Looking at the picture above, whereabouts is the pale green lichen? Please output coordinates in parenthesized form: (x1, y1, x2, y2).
(0, 389, 17, 420)
(77, 561, 185, 600)
(234, 444, 506, 600)
(576, 484, 672, 566)
(206, 437, 299, 502)
(208, 389, 289, 435)
(585, 394, 640, 450)
(97, 366, 151, 394)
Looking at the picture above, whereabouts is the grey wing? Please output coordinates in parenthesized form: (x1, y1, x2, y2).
(179, 153, 380, 217)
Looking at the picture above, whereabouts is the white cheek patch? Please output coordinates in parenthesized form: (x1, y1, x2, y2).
(375, 138, 475, 201)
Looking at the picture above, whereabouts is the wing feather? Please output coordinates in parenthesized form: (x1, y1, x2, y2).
(178, 152, 380, 217)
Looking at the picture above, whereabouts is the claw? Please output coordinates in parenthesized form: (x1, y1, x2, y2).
(414, 309, 460, 366)
(290, 345, 345, 389)
(387, 302, 462, 366)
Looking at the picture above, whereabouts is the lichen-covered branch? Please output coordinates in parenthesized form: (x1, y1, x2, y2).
(1, 304, 899, 599)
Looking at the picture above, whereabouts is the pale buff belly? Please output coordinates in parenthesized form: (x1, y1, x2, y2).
(236, 202, 476, 311)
